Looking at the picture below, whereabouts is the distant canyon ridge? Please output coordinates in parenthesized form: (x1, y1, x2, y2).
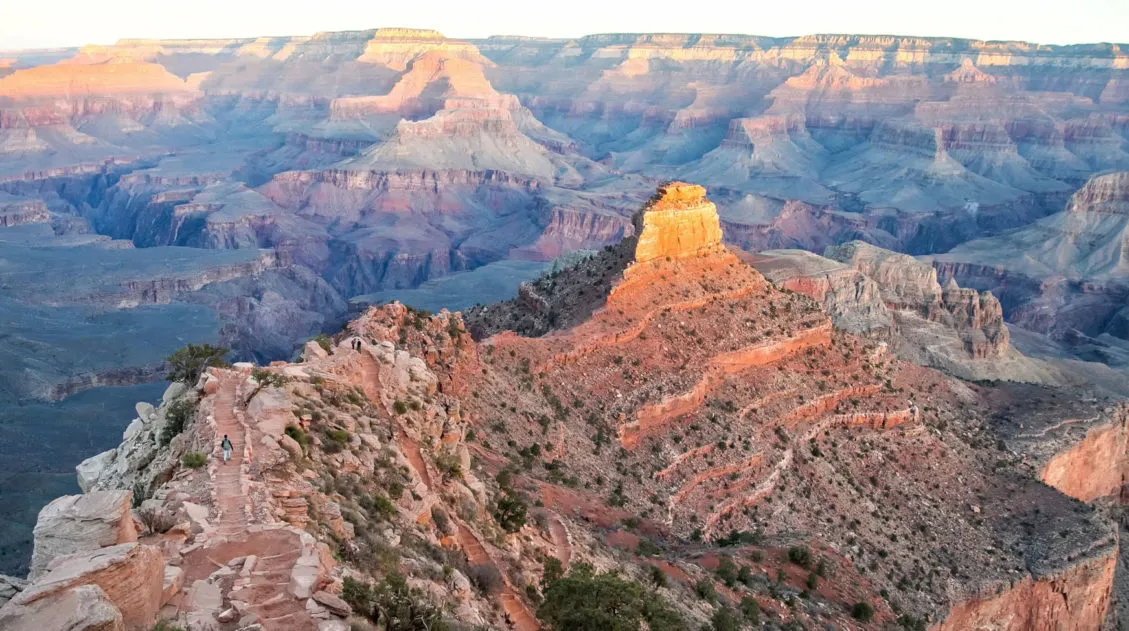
(0, 28, 1127, 400)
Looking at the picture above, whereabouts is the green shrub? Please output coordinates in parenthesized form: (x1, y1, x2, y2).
(740, 596, 760, 624)
(150, 621, 187, 631)
(435, 451, 463, 480)
(322, 428, 349, 453)
(649, 564, 668, 588)
(492, 491, 527, 533)
(636, 537, 661, 558)
(788, 545, 812, 568)
(165, 344, 228, 384)
(537, 563, 685, 631)
(160, 399, 196, 447)
(710, 607, 740, 631)
(358, 493, 397, 521)
(715, 556, 738, 587)
(393, 400, 408, 415)
(326, 428, 350, 444)
(341, 574, 448, 631)
(313, 334, 333, 354)
(182, 452, 207, 468)
(736, 565, 754, 587)
(852, 602, 875, 622)
(694, 578, 716, 603)
(541, 556, 564, 590)
(285, 424, 309, 452)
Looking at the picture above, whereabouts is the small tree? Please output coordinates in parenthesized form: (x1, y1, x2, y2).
(160, 399, 196, 447)
(493, 490, 528, 534)
(852, 602, 875, 622)
(247, 368, 290, 403)
(542, 556, 564, 590)
(166, 344, 229, 384)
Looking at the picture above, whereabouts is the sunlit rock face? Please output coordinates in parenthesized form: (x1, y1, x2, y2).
(632, 182, 723, 264)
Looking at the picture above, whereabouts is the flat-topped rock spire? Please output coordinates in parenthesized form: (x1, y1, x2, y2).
(632, 181, 723, 264)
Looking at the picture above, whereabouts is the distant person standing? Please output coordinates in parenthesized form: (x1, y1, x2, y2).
(221, 434, 233, 464)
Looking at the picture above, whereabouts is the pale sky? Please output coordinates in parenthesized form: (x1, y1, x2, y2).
(2, 0, 1127, 51)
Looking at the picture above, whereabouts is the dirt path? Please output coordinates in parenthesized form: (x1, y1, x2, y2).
(546, 513, 572, 568)
(400, 433, 433, 488)
(213, 377, 249, 538)
(356, 345, 382, 403)
(188, 374, 317, 630)
(455, 521, 539, 631)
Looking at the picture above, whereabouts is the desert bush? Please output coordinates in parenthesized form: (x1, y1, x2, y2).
(160, 399, 196, 447)
(710, 608, 740, 631)
(341, 574, 448, 631)
(285, 424, 309, 452)
(182, 452, 207, 468)
(466, 563, 504, 595)
(740, 596, 760, 624)
(541, 556, 564, 590)
(430, 507, 453, 535)
(715, 556, 738, 587)
(788, 545, 812, 568)
(435, 451, 463, 480)
(165, 344, 228, 384)
(649, 564, 668, 588)
(358, 493, 397, 521)
(694, 578, 716, 603)
(852, 602, 875, 622)
(537, 563, 685, 631)
(150, 622, 187, 631)
(136, 506, 177, 534)
(492, 491, 527, 534)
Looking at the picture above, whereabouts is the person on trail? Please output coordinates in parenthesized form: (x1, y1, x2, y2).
(221, 434, 233, 464)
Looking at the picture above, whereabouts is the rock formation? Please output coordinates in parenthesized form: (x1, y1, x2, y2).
(631, 182, 724, 264)
(3, 22, 1129, 628)
(932, 172, 1129, 347)
(29, 491, 137, 579)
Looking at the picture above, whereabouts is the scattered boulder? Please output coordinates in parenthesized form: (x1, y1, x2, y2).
(30, 491, 138, 579)
(0, 573, 28, 608)
(134, 403, 156, 423)
(0, 584, 123, 631)
(12, 543, 163, 631)
(289, 533, 335, 599)
(311, 590, 351, 617)
(160, 566, 183, 606)
(75, 450, 117, 494)
(161, 382, 187, 404)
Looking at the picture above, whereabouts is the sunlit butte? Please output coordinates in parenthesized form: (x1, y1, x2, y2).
(3, 0, 1128, 49)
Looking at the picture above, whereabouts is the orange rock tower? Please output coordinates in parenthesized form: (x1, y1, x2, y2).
(631, 181, 723, 264)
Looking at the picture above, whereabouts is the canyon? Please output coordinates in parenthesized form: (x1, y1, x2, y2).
(3, 184, 1128, 630)
(0, 22, 1128, 631)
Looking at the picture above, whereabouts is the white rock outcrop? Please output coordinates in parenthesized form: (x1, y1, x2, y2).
(29, 491, 137, 579)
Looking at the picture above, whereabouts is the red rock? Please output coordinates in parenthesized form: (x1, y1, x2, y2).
(11, 543, 163, 631)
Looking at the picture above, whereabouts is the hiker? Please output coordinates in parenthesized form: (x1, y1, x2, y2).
(221, 434, 233, 464)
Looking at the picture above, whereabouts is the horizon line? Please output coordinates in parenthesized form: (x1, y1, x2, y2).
(3, 27, 1128, 54)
